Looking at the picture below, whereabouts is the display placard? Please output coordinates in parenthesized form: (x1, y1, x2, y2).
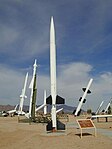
(77, 119, 94, 128)
(76, 119, 96, 138)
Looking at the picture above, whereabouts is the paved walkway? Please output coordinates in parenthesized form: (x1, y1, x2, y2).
(67, 121, 112, 139)
(97, 128, 112, 139)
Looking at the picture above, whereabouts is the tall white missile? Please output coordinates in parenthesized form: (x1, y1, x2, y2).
(18, 72, 28, 115)
(50, 16, 57, 131)
(46, 17, 65, 131)
(74, 78, 93, 116)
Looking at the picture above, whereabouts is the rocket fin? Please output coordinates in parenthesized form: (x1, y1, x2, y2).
(57, 120, 65, 130)
(83, 99, 86, 103)
(56, 95, 65, 104)
(29, 78, 33, 89)
(46, 95, 52, 105)
(79, 97, 86, 103)
(46, 95, 65, 105)
(46, 120, 52, 131)
(82, 88, 91, 94)
(79, 97, 82, 101)
(77, 109, 82, 116)
(72, 109, 76, 114)
(46, 120, 66, 131)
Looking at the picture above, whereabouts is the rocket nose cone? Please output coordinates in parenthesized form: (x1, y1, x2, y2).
(50, 17, 55, 43)
(34, 59, 37, 67)
(50, 16, 55, 29)
(51, 16, 54, 24)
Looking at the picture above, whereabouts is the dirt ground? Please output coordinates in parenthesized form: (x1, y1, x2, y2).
(0, 115, 112, 149)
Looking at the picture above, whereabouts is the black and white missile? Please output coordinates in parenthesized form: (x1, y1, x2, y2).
(74, 78, 93, 116)
(46, 17, 65, 132)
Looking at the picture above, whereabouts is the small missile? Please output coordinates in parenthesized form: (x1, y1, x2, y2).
(18, 72, 28, 115)
(74, 78, 93, 116)
(95, 101, 104, 114)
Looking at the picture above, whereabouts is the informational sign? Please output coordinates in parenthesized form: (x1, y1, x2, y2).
(76, 119, 96, 138)
(77, 119, 94, 128)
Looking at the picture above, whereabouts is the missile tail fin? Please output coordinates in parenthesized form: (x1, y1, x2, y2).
(46, 95, 65, 105)
(46, 120, 66, 131)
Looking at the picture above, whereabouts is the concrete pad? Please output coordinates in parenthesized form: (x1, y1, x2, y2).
(41, 131, 68, 136)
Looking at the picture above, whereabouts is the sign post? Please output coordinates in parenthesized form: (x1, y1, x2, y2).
(76, 119, 97, 138)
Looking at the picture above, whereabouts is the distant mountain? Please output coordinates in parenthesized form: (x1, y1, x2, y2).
(0, 104, 76, 114)
(56, 105, 76, 113)
(0, 105, 15, 111)
(34, 104, 77, 114)
(0, 104, 85, 114)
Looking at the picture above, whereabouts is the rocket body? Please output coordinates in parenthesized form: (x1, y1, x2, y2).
(29, 60, 37, 118)
(75, 78, 93, 116)
(104, 99, 112, 113)
(50, 17, 57, 129)
(95, 101, 104, 114)
(19, 72, 28, 114)
(46, 17, 65, 131)
(50, 17, 57, 104)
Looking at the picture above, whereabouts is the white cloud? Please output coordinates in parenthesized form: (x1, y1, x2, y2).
(57, 62, 93, 107)
(58, 62, 92, 83)
(0, 64, 24, 105)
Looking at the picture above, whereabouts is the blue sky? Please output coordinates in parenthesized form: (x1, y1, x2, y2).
(0, 0, 112, 112)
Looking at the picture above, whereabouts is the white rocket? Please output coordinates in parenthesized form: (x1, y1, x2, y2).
(50, 16, 57, 131)
(46, 17, 65, 131)
(25, 60, 37, 119)
(95, 101, 104, 114)
(74, 78, 93, 116)
(18, 72, 28, 115)
(104, 99, 112, 113)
